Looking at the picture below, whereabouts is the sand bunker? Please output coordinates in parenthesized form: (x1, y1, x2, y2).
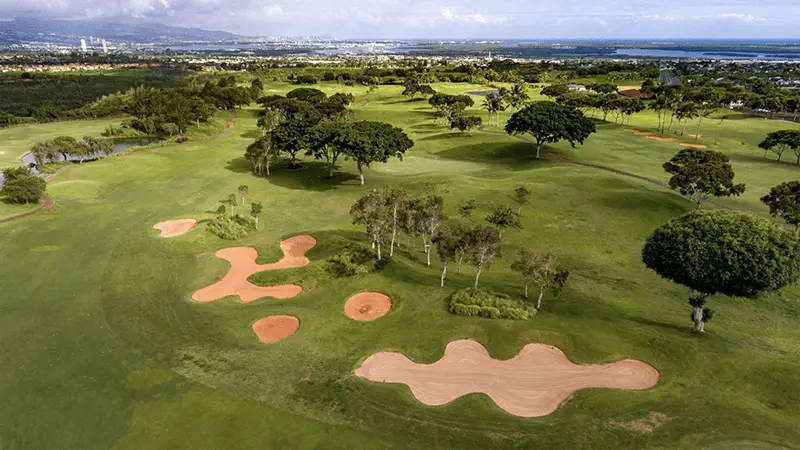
(345, 292, 392, 321)
(680, 143, 708, 149)
(355, 340, 659, 418)
(646, 136, 678, 143)
(626, 129, 653, 136)
(687, 134, 703, 139)
(153, 219, 197, 238)
(252, 315, 300, 342)
(192, 235, 316, 303)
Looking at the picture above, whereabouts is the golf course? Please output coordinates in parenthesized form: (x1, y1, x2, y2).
(2, 79, 800, 450)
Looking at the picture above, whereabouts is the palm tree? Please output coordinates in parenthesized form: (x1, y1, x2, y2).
(481, 93, 496, 126)
(675, 102, 699, 136)
(508, 83, 530, 111)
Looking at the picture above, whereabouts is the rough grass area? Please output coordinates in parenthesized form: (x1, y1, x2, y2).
(1, 79, 800, 449)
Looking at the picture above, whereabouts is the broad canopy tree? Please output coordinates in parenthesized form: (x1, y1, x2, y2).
(643, 210, 800, 332)
(338, 121, 414, 185)
(505, 101, 597, 159)
(662, 148, 745, 208)
(1, 167, 46, 204)
(761, 181, 800, 234)
(758, 130, 800, 163)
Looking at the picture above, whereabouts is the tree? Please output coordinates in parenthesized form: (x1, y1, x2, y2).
(379, 187, 407, 256)
(642, 210, 800, 332)
(339, 121, 414, 185)
(486, 205, 521, 237)
(433, 227, 459, 287)
(675, 101, 699, 135)
(304, 121, 347, 178)
(507, 83, 530, 111)
(245, 134, 280, 176)
(505, 101, 597, 159)
(761, 181, 800, 235)
(450, 116, 482, 136)
(271, 109, 323, 167)
(82, 136, 113, 159)
(52, 136, 81, 162)
(225, 194, 238, 215)
(257, 108, 284, 135)
(481, 92, 506, 127)
(31, 141, 60, 167)
(463, 225, 502, 288)
(511, 250, 570, 308)
(512, 186, 531, 214)
(417, 195, 447, 266)
(457, 199, 478, 218)
(285, 87, 327, 104)
(1, 167, 45, 204)
(350, 191, 392, 260)
(540, 84, 569, 98)
(238, 185, 249, 206)
(662, 148, 746, 209)
(250, 202, 263, 229)
(758, 130, 800, 163)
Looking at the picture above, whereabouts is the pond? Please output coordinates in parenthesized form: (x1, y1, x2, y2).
(1, 137, 164, 188)
(465, 89, 500, 97)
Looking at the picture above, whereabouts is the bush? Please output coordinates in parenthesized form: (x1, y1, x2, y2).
(175, 136, 189, 143)
(293, 74, 318, 85)
(449, 288, 536, 320)
(326, 245, 386, 277)
(1, 167, 46, 204)
(206, 214, 256, 240)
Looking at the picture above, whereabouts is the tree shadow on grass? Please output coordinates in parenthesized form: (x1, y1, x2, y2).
(623, 314, 692, 335)
(729, 152, 800, 167)
(225, 157, 252, 174)
(420, 132, 473, 142)
(240, 130, 261, 140)
(591, 178, 690, 215)
(433, 141, 549, 169)
(260, 161, 361, 192)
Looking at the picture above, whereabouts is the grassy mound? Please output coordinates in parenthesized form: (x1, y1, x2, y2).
(449, 287, 537, 320)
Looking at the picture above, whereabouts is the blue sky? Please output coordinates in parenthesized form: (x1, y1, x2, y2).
(2, 0, 800, 39)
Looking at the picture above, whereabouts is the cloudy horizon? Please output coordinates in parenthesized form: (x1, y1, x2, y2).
(2, 0, 799, 39)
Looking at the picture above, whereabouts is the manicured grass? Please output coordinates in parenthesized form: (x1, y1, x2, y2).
(1, 80, 799, 449)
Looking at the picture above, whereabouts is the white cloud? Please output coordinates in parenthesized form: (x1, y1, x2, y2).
(440, 7, 505, 25)
(718, 12, 764, 22)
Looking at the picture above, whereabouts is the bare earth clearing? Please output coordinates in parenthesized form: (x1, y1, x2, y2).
(344, 292, 392, 321)
(192, 235, 316, 303)
(153, 219, 197, 238)
(355, 340, 659, 418)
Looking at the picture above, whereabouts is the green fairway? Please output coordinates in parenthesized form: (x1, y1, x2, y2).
(1, 81, 799, 449)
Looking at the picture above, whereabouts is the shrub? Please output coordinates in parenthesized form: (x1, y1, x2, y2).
(1, 167, 46, 204)
(206, 214, 256, 240)
(449, 288, 536, 320)
(175, 136, 189, 143)
(326, 245, 386, 277)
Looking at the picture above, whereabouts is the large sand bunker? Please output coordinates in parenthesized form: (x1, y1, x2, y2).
(192, 235, 316, 303)
(646, 136, 678, 143)
(345, 292, 392, 321)
(355, 340, 659, 418)
(680, 143, 708, 149)
(252, 315, 300, 342)
(626, 129, 653, 136)
(153, 219, 197, 238)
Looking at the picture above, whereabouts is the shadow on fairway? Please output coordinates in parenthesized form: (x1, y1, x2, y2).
(239, 130, 261, 140)
(420, 132, 473, 141)
(257, 161, 361, 192)
(434, 141, 544, 168)
(730, 152, 800, 167)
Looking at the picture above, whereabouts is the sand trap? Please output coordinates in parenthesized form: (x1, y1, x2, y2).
(355, 340, 659, 418)
(252, 315, 300, 342)
(192, 235, 316, 303)
(153, 219, 197, 238)
(687, 134, 703, 139)
(626, 129, 653, 136)
(680, 143, 708, 149)
(345, 292, 392, 321)
(646, 136, 677, 143)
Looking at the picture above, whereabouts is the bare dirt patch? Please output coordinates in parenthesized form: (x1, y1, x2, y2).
(687, 134, 703, 139)
(613, 412, 672, 433)
(153, 219, 197, 238)
(252, 315, 300, 342)
(680, 143, 708, 149)
(345, 292, 392, 321)
(646, 136, 678, 143)
(355, 340, 659, 418)
(192, 235, 316, 303)
(626, 129, 653, 136)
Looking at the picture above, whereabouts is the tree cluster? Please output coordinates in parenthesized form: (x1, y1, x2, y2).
(30, 135, 114, 167)
(1, 167, 46, 204)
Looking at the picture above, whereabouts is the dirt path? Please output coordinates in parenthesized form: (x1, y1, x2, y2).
(355, 340, 659, 418)
(0, 114, 237, 225)
(192, 235, 316, 303)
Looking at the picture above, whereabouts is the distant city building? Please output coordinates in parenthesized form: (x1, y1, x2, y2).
(80, 39, 87, 52)
(102, 40, 108, 54)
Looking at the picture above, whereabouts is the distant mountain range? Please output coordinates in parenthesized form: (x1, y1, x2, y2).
(0, 18, 240, 44)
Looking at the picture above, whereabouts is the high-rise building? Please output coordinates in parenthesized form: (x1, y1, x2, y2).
(80, 39, 87, 52)
(102, 40, 108, 54)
